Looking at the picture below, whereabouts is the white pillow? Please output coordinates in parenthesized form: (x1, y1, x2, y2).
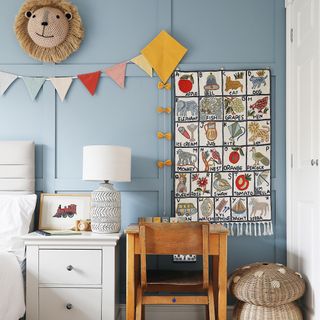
(0, 194, 37, 262)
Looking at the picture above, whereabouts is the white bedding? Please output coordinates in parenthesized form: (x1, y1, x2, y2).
(0, 252, 25, 320)
(0, 194, 37, 262)
(0, 194, 37, 320)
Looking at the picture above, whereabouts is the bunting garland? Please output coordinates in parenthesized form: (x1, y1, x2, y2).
(0, 30, 187, 101)
(0, 71, 18, 96)
(78, 71, 101, 96)
(49, 77, 73, 102)
(131, 55, 153, 77)
(105, 63, 127, 88)
(22, 77, 46, 101)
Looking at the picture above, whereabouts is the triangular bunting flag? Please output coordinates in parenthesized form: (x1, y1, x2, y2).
(78, 71, 101, 96)
(0, 71, 18, 95)
(130, 55, 153, 77)
(22, 77, 46, 101)
(50, 77, 73, 102)
(105, 63, 127, 88)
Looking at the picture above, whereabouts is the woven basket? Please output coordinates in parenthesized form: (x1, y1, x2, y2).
(229, 263, 305, 306)
(233, 301, 303, 320)
(228, 262, 263, 292)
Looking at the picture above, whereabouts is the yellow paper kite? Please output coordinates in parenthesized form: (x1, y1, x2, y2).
(141, 30, 188, 84)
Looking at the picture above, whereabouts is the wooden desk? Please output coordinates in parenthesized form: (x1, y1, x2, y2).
(125, 224, 228, 320)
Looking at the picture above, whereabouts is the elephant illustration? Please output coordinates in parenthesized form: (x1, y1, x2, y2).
(176, 100, 198, 118)
(177, 149, 198, 166)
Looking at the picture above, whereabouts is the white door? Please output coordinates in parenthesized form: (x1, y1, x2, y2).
(287, 0, 320, 318)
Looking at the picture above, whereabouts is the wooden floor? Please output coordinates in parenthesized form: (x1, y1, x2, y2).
(118, 305, 233, 320)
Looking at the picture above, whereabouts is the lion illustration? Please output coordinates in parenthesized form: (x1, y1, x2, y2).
(14, 0, 84, 63)
(248, 122, 270, 143)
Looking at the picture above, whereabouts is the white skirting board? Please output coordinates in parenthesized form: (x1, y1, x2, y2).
(117, 304, 234, 320)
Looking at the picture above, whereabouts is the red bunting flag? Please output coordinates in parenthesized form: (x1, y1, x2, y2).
(105, 63, 127, 88)
(77, 71, 101, 96)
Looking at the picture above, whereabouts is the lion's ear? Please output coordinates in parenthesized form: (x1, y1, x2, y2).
(65, 12, 72, 21)
(25, 11, 33, 19)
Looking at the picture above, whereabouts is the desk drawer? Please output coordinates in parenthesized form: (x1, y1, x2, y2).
(39, 288, 101, 320)
(39, 249, 102, 285)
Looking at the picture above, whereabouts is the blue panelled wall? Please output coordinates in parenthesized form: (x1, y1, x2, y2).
(0, 0, 285, 303)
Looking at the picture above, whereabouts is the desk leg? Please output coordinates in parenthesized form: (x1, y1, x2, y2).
(218, 236, 227, 320)
(212, 255, 219, 319)
(126, 234, 135, 320)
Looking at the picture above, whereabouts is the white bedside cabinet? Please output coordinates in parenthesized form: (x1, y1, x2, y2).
(23, 232, 121, 320)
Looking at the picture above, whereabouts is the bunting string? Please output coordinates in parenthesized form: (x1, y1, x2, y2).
(0, 30, 187, 102)
(0, 60, 149, 101)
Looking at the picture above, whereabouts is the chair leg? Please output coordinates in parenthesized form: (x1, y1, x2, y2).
(208, 283, 215, 320)
(135, 285, 143, 320)
(142, 305, 145, 320)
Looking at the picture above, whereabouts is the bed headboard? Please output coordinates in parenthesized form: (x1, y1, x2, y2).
(0, 141, 35, 194)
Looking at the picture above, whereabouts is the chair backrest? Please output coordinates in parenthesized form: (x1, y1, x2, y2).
(139, 222, 209, 289)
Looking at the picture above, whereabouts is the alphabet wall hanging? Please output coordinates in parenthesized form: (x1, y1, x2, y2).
(174, 69, 273, 237)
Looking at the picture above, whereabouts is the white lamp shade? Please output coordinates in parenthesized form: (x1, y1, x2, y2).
(83, 145, 131, 182)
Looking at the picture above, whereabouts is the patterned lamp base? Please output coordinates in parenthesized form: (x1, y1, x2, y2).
(90, 182, 121, 233)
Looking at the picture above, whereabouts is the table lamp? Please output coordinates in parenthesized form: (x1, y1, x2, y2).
(83, 145, 131, 233)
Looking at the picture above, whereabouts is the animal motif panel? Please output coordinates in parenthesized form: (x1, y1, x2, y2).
(174, 69, 272, 237)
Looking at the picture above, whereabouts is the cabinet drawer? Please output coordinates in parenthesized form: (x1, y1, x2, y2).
(39, 288, 101, 320)
(39, 249, 101, 285)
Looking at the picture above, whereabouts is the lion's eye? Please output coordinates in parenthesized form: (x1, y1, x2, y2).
(25, 11, 32, 18)
(65, 12, 72, 20)
(56, 15, 60, 19)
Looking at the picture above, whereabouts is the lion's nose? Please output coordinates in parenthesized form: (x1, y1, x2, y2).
(41, 22, 48, 26)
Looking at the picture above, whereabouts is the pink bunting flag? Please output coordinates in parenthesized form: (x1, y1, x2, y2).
(78, 71, 101, 96)
(105, 63, 127, 88)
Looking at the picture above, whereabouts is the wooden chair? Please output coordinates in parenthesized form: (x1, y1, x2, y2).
(135, 222, 215, 320)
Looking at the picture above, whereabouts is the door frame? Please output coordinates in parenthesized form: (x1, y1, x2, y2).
(285, 0, 294, 267)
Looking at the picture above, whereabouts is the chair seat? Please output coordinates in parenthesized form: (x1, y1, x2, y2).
(147, 270, 203, 286)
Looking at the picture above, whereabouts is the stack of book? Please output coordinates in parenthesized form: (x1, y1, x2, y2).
(138, 216, 187, 223)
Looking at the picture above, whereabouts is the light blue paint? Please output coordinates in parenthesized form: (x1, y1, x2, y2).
(0, 0, 285, 304)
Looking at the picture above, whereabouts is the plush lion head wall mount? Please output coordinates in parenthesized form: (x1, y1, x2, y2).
(14, 0, 84, 63)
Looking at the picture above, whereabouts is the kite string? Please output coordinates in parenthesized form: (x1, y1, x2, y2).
(163, 87, 167, 217)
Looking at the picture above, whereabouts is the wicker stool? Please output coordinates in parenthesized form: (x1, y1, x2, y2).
(228, 263, 305, 320)
(233, 301, 303, 320)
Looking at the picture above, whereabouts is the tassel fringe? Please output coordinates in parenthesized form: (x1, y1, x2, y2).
(224, 221, 273, 237)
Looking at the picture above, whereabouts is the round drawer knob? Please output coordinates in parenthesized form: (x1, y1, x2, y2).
(66, 265, 73, 271)
(66, 303, 73, 310)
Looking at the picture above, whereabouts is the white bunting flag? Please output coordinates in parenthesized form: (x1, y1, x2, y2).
(50, 77, 73, 102)
(0, 71, 18, 95)
(131, 55, 153, 77)
(22, 77, 46, 101)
